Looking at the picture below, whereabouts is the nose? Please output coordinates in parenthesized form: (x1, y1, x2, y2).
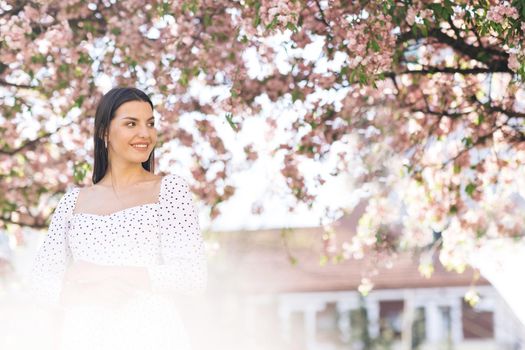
(136, 123, 152, 138)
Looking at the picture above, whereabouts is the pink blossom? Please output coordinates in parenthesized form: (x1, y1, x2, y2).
(406, 7, 417, 26)
(508, 53, 520, 71)
(487, 5, 519, 23)
(23, 5, 41, 22)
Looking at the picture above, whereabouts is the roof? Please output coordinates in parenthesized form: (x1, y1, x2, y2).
(207, 201, 488, 294)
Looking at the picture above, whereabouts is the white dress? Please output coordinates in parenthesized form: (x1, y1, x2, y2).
(28, 173, 207, 350)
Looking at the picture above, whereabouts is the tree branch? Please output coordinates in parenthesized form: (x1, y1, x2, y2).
(0, 79, 33, 89)
(1, 215, 48, 229)
(385, 66, 511, 77)
(0, 130, 53, 155)
(442, 122, 505, 169)
(409, 108, 473, 119)
(314, 0, 330, 28)
(398, 27, 509, 71)
(471, 97, 525, 120)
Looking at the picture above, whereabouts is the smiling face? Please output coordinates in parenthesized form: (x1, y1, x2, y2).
(105, 100, 157, 164)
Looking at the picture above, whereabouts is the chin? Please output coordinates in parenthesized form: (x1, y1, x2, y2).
(126, 154, 151, 163)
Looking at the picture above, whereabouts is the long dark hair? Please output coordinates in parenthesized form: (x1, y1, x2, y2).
(92, 87, 155, 184)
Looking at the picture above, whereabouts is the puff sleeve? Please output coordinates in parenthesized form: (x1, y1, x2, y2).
(147, 174, 207, 295)
(28, 189, 75, 307)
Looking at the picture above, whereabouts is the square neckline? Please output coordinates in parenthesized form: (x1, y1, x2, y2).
(70, 174, 169, 219)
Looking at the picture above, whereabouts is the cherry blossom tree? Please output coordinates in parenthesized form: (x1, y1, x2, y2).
(1, 1, 525, 278)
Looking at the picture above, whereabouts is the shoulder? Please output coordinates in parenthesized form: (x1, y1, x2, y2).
(53, 187, 79, 214)
(62, 186, 80, 202)
(162, 173, 190, 188)
(161, 173, 193, 199)
(71, 184, 90, 196)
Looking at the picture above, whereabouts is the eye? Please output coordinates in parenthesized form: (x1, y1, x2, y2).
(125, 121, 155, 127)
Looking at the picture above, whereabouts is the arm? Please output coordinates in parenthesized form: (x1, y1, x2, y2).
(28, 189, 75, 307)
(147, 175, 207, 295)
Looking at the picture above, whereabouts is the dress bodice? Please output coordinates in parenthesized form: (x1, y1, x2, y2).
(29, 173, 207, 306)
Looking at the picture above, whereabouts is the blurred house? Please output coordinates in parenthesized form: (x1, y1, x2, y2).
(200, 203, 525, 350)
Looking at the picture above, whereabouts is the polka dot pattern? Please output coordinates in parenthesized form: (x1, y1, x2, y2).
(148, 174, 207, 295)
(29, 173, 207, 306)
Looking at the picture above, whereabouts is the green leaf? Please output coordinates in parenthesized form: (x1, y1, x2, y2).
(333, 254, 344, 264)
(58, 63, 69, 73)
(291, 89, 304, 102)
(465, 183, 476, 197)
(157, 1, 171, 17)
(429, 4, 443, 19)
(182, 0, 199, 14)
(73, 161, 91, 183)
(358, 71, 368, 85)
(475, 114, 484, 126)
(419, 23, 428, 37)
(370, 39, 380, 53)
(74, 95, 85, 108)
(203, 13, 212, 27)
(253, 14, 261, 27)
(31, 54, 46, 64)
(266, 16, 279, 30)
(462, 136, 473, 147)
(319, 254, 328, 266)
(179, 67, 197, 87)
(252, 0, 262, 28)
(225, 112, 239, 131)
(340, 65, 349, 77)
(412, 24, 418, 36)
(286, 22, 298, 33)
(289, 256, 298, 265)
(78, 52, 92, 65)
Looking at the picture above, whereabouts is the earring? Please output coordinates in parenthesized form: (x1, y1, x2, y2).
(104, 138, 108, 148)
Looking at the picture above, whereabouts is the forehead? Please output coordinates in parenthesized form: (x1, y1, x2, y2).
(114, 100, 153, 118)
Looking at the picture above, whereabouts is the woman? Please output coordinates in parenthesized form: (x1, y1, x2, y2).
(29, 87, 207, 349)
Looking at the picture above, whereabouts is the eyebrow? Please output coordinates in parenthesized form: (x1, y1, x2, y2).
(121, 116, 155, 121)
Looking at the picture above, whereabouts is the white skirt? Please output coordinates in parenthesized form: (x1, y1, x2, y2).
(59, 291, 191, 350)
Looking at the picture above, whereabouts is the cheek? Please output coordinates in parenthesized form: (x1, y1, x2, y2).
(110, 127, 132, 144)
(150, 129, 158, 141)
